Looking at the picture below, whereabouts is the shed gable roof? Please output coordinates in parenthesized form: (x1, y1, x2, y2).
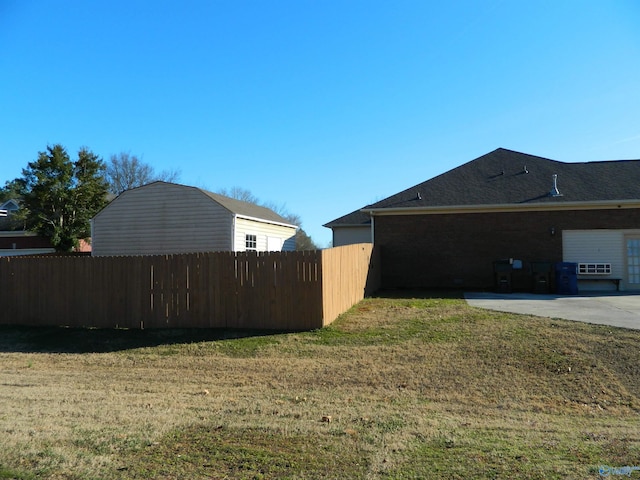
(95, 181, 296, 228)
(199, 189, 294, 226)
(325, 148, 640, 227)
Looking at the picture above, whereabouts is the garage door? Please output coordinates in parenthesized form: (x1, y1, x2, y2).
(563, 230, 624, 290)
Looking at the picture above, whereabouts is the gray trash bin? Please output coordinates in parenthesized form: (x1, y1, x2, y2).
(531, 262, 553, 294)
(494, 260, 512, 293)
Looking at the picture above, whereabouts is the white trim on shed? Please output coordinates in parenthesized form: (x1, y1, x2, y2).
(233, 216, 296, 252)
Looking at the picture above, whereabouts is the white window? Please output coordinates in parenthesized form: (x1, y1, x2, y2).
(245, 234, 257, 251)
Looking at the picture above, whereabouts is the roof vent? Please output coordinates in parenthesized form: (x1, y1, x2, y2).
(523, 165, 529, 174)
(416, 192, 422, 200)
(550, 174, 562, 197)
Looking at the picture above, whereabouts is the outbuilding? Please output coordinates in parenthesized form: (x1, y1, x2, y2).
(91, 182, 297, 256)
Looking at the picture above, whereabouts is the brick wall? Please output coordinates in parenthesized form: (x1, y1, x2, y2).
(375, 208, 640, 289)
(0, 234, 53, 250)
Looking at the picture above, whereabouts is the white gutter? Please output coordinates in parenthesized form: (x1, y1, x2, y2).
(0, 248, 55, 257)
(235, 214, 298, 230)
(232, 214, 236, 251)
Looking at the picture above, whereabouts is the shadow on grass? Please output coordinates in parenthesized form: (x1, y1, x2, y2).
(373, 288, 466, 299)
(0, 289, 464, 354)
(0, 325, 285, 354)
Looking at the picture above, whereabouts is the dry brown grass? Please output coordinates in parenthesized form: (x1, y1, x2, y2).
(1, 291, 640, 479)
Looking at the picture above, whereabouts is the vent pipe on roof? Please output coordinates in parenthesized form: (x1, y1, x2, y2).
(550, 174, 562, 197)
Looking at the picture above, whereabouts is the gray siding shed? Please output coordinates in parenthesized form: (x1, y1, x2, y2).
(91, 182, 297, 256)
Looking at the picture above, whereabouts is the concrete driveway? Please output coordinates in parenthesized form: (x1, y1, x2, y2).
(464, 292, 640, 330)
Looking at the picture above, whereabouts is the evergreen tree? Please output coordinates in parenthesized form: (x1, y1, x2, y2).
(18, 144, 109, 251)
(0, 179, 23, 204)
(218, 187, 318, 250)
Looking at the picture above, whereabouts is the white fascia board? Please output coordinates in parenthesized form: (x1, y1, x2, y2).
(0, 248, 55, 256)
(235, 214, 298, 230)
(363, 200, 640, 216)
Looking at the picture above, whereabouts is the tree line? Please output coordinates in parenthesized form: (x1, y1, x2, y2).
(0, 144, 316, 252)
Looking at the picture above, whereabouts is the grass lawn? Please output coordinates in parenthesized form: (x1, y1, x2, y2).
(1, 290, 639, 479)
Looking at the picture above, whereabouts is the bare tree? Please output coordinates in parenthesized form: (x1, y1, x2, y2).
(217, 186, 318, 250)
(106, 152, 180, 195)
(216, 186, 259, 205)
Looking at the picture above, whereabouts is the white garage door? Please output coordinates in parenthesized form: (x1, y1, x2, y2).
(563, 230, 624, 290)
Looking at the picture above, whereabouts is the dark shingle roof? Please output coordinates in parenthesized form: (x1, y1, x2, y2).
(199, 189, 295, 226)
(325, 148, 640, 226)
(323, 209, 371, 228)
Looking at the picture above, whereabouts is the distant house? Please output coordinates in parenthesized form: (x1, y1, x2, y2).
(325, 148, 640, 291)
(0, 199, 56, 257)
(0, 231, 56, 257)
(91, 181, 298, 256)
(0, 199, 19, 217)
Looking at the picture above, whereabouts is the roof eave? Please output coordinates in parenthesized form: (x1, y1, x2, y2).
(323, 222, 371, 229)
(363, 199, 640, 216)
(235, 213, 298, 230)
(0, 231, 39, 238)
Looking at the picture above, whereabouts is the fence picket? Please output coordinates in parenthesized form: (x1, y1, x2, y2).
(0, 245, 379, 330)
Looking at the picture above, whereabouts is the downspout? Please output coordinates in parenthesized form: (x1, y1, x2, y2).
(232, 214, 236, 251)
(370, 211, 375, 244)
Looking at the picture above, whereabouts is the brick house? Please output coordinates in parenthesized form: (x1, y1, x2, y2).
(325, 148, 640, 291)
(0, 231, 56, 256)
(0, 199, 56, 256)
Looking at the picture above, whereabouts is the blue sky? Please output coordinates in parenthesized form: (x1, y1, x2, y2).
(1, 1, 639, 247)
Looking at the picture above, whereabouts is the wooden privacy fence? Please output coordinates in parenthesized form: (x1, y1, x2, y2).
(0, 244, 379, 330)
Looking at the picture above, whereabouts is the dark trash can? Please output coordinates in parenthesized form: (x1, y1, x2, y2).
(494, 260, 512, 293)
(555, 262, 578, 295)
(531, 262, 553, 294)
